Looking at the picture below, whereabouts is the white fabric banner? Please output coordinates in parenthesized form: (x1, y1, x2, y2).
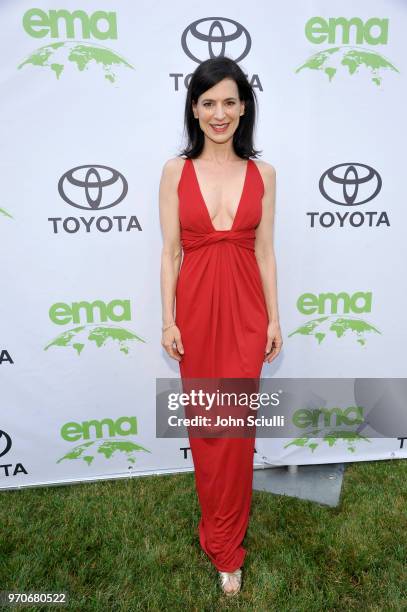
(1, 0, 406, 489)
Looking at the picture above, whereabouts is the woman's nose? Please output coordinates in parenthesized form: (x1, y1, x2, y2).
(213, 104, 226, 120)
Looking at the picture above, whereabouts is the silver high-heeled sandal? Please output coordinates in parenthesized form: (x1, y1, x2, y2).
(218, 568, 242, 596)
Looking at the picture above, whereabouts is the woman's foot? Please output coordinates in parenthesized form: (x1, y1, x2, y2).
(218, 568, 242, 596)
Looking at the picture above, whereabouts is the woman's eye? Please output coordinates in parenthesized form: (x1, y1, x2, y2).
(203, 101, 235, 108)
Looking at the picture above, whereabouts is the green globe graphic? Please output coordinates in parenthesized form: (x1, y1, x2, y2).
(288, 315, 381, 346)
(18, 41, 134, 83)
(44, 323, 146, 355)
(285, 429, 371, 453)
(0, 207, 13, 219)
(295, 45, 399, 86)
(57, 439, 151, 465)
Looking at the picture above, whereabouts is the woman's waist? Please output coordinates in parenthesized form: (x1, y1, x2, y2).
(180, 227, 256, 253)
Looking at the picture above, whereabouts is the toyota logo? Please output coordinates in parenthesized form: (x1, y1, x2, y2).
(58, 165, 128, 211)
(181, 17, 251, 63)
(0, 430, 12, 458)
(319, 163, 382, 206)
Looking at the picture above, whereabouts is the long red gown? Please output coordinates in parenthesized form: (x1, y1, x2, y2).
(175, 156, 268, 572)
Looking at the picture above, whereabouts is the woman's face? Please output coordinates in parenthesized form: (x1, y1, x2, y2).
(192, 78, 245, 143)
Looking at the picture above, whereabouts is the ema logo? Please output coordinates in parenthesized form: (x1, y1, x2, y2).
(57, 416, 151, 466)
(288, 291, 381, 346)
(295, 16, 399, 86)
(285, 405, 371, 453)
(44, 299, 146, 355)
(18, 8, 134, 83)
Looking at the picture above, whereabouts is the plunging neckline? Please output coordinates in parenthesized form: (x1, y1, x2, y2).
(189, 158, 250, 232)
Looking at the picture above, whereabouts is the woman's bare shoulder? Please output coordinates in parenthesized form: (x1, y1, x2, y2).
(252, 158, 276, 181)
(161, 156, 187, 185)
(252, 160, 276, 196)
(251, 161, 275, 204)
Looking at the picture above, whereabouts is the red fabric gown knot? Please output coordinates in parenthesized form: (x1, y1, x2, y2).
(181, 228, 256, 253)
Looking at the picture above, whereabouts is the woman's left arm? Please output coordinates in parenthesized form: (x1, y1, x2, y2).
(254, 162, 283, 364)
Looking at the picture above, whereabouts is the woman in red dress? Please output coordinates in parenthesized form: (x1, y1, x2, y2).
(159, 57, 282, 596)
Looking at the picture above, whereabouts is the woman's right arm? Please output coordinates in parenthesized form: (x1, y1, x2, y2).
(159, 158, 185, 361)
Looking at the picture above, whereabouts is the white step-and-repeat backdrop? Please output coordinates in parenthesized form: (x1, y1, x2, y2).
(1, 0, 406, 490)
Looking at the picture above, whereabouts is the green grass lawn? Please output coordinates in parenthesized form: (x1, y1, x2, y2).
(0, 459, 406, 611)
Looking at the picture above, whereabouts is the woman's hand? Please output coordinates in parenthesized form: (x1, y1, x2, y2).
(264, 320, 283, 363)
(161, 324, 184, 361)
